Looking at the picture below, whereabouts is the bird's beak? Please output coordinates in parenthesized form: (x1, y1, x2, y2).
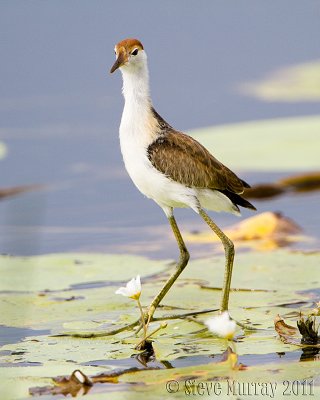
(110, 50, 127, 73)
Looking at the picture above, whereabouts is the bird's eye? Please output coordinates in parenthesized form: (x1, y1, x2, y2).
(131, 49, 138, 56)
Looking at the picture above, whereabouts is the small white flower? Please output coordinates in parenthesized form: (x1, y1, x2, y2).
(115, 275, 141, 300)
(205, 312, 236, 340)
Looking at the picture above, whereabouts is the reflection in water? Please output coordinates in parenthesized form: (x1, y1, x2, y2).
(300, 346, 320, 362)
(278, 348, 320, 362)
(1, 191, 46, 255)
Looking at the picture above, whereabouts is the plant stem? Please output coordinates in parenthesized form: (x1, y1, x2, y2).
(136, 298, 147, 340)
(135, 322, 167, 349)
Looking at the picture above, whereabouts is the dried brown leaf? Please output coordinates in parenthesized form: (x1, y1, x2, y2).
(244, 171, 320, 200)
(274, 314, 320, 348)
(29, 369, 93, 397)
(278, 171, 320, 193)
(224, 212, 302, 241)
(244, 184, 285, 199)
(187, 212, 306, 250)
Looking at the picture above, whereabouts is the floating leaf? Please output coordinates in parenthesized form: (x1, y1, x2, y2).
(278, 171, 320, 193)
(239, 60, 320, 102)
(1, 249, 319, 398)
(189, 116, 320, 171)
(274, 315, 299, 345)
(243, 183, 285, 199)
(0, 362, 109, 400)
(0, 253, 169, 292)
(118, 359, 320, 398)
(29, 347, 243, 397)
(186, 212, 305, 250)
(245, 171, 320, 199)
(274, 314, 320, 348)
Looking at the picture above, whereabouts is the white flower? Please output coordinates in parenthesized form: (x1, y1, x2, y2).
(205, 312, 236, 340)
(115, 275, 141, 300)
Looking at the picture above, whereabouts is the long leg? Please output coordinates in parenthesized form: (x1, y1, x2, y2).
(198, 208, 234, 312)
(147, 213, 190, 321)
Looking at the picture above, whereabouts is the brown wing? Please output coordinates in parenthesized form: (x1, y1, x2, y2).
(147, 130, 248, 194)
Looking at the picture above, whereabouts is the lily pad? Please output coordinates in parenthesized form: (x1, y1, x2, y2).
(0, 362, 109, 400)
(0, 253, 169, 292)
(119, 358, 320, 398)
(189, 115, 320, 171)
(24, 353, 320, 399)
(239, 60, 320, 102)
(0, 249, 319, 399)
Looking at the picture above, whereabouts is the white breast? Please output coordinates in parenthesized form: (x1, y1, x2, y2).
(119, 107, 200, 215)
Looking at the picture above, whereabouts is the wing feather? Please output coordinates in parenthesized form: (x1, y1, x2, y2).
(147, 131, 247, 194)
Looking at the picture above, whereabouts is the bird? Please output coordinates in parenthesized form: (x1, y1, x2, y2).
(110, 38, 256, 323)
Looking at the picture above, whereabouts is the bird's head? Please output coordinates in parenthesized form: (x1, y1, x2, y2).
(110, 38, 145, 74)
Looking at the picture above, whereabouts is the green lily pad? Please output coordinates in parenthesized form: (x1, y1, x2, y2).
(0, 249, 319, 399)
(189, 115, 320, 171)
(119, 358, 320, 398)
(240, 60, 320, 102)
(0, 253, 169, 292)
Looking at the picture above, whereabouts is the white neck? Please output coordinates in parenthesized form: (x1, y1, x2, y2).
(119, 51, 158, 148)
(120, 52, 152, 111)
